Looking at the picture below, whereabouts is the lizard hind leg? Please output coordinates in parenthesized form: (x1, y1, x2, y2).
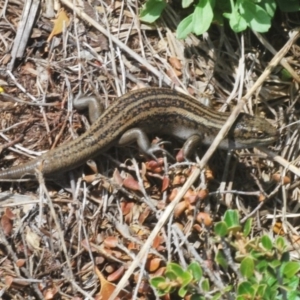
(73, 95, 104, 124)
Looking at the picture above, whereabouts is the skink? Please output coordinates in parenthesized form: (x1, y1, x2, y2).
(0, 88, 277, 179)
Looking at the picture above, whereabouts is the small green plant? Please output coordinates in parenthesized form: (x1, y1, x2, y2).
(215, 210, 300, 299)
(140, 0, 300, 39)
(150, 210, 300, 299)
(150, 261, 207, 298)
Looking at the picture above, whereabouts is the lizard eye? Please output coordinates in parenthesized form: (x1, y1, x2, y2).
(256, 131, 265, 138)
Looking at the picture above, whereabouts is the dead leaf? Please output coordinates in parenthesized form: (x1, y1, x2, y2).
(1, 214, 13, 236)
(146, 257, 161, 272)
(168, 57, 182, 70)
(107, 266, 125, 281)
(138, 207, 151, 224)
(272, 173, 291, 185)
(120, 201, 134, 216)
(161, 176, 169, 192)
(176, 148, 185, 162)
(47, 9, 70, 43)
(94, 266, 130, 300)
(104, 237, 118, 248)
(5, 208, 15, 219)
(123, 175, 140, 191)
(25, 226, 41, 251)
(273, 222, 285, 235)
(196, 212, 212, 227)
(5, 275, 13, 288)
(16, 259, 26, 267)
(174, 201, 188, 218)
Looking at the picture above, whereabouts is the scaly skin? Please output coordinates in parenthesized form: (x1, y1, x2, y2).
(0, 88, 277, 179)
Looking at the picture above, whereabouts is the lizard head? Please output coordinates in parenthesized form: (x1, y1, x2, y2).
(227, 113, 277, 148)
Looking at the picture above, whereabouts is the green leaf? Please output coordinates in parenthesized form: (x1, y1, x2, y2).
(178, 284, 189, 297)
(259, 0, 277, 17)
(281, 69, 293, 81)
(286, 290, 300, 300)
(240, 256, 254, 279)
(150, 276, 165, 288)
(201, 278, 210, 292)
(256, 259, 268, 272)
(191, 295, 206, 300)
(243, 218, 252, 237)
(181, 271, 193, 286)
(215, 250, 228, 269)
(182, 0, 194, 8)
(191, 0, 214, 35)
(223, 210, 241, 233)
(277, 0, 300, 12)
(140, 0, 167, 23)
(237, 281, 255, 296)
(268, 259, 281, 269)
(238, 0, 271, 32)
(256, 284, 267, 297)
(223, 9, 247, 33)
(187, 262, 202, 281)
(211, 292, 223, 300)
(165, 263, 185, 280)
(261, 235, 273, 250)
(150, 276, 171, 296)
(177, 270, 193, 297)
(282, 262, 300, 278)
(177, 14, 194, 39)
(214, 221, 228, 237)
(283, 275, 299, 290)
(275, 236, 287, 252)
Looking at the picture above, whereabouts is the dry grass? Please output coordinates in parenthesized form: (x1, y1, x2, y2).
(0, 1, 300, 299)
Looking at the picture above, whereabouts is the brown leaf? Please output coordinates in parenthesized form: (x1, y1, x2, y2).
(16, 259, 26, 267)
(183, 189, 198, 204)
(161, 176, 170, 192)
(47, 9, 70, 43)
(272, 173, 290, 185)
(5, 208, 15, 219)
(258, 193, 266, 202)
(4, 275, 13, 288)
(168, 188, 178, 201)
(166, 68, 182, 83)
(43, 285, 59, 300)
(138, 207, 151, 224)
(205, 169, 214, 181)
(146, 257, 161, 272)
(104, 236, 118, 248)
(168, 56, 182, 70)
(193, 223, 202, 233)
(145, 159, 163, 173)
(152, 233, 165, 250)
(174, 201, 188, 218)
(94, 266, 130, 300)
(172, 174, 186, 185)
(152, 266, 166, 276)
(197, 189, 209, 200)
(273, 222, 285, 235)
(123, 176, 140, 191)
(107, 266, 125, 281)
(196, 212, 212, 227)
(120, 201, 134, 216)
(1, 215, 12, 236)
(176, 148, 185, 162)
